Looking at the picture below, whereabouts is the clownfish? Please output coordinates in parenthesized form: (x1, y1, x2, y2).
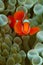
(14, 19, 40, 36)
(8, 10, 40, 36)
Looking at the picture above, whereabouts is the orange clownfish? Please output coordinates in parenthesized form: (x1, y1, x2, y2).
(14, 19, 40, 36)
(8, 10, 40, 36)
(8, 10, 28, 28)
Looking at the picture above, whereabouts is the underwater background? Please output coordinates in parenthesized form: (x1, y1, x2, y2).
(0, 0, 43, 65)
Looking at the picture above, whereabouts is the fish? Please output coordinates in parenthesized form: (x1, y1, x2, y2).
(8, 10, 28, 28)
(8, 10, 40, 36)
(13, 10, 30, 35)
(14, 21, 40, 36)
